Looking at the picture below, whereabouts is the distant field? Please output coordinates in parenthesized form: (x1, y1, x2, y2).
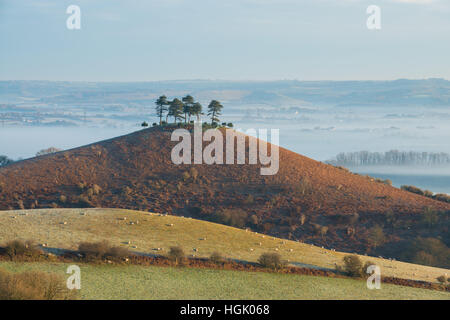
(0, 262, 448, 300)
(1, 208, 449, 284)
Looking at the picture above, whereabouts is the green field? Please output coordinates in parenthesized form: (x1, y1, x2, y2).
(0, 262, 448, 300)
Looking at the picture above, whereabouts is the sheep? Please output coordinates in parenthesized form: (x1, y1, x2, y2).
(250, 248, 254, 252)
(289, 249, 293, 252)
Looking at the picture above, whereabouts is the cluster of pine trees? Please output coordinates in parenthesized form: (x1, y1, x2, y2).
(154, 95, 223, 125)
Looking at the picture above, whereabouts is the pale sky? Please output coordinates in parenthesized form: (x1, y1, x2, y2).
(1, 0, 449, 81)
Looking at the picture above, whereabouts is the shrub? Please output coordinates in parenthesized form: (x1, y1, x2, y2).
(421, 207, 439, 228)
(182, 171, 190, 182)
(0, 155, 14, 167)
(141, 121, 149, 127)
(437, 275, 447, 284)
(17, 200, 25, 210)
(78, 241, 110, 260)
(244, 194, 254, 205)
(212, 209, 248, 228)
(86, 188, 94, 197)
(59, 195, 67, 203)
(258, 252, 286, 270)
(320, 226, 328, 238)
(300, 214, 306, 225)
(3, 240, 42, 260)
(249, 214, 259, 225)
(105, 246, 131, 260)
(210, 252, 225, 264)
(433, 193, 450, 203)
(35, 147, 61, 157)
(423, 190, 434, 197)
(340, 255, 363, 278)
(189, 167, 199, 181)
(367, 225, 385, 248)
(0, 268, 77, 300)
(405, 237, 450, 268)
(168, 246, 185, 265)
(401, 185, 424, 196)
(77, 195, 92, 207)
(78, 241, 131, 262)
(362, 261, 377, 278)
(92, 184, 102, 195)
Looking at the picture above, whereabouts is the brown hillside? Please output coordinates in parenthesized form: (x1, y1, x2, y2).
(0, 126, 449, 262)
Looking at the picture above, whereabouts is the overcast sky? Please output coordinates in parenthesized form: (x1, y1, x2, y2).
(1, 0, 449, 81)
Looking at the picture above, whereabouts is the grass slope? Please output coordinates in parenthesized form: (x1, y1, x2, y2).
(1, 262, 449, 300)
(0, 208, 448, 284)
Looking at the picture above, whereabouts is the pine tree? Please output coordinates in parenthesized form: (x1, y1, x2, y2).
(155, 95, 169, 125)
(168, 98, 184, 123)
(207, 100, 223, 125)
(182, 95, 195, 123)
(190, 102, 203, 122)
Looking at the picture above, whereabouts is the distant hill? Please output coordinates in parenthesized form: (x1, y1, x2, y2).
(1, 79, 450, 106)
(0, 126, 449, 265)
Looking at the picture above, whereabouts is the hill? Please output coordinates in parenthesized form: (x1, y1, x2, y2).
(0, 126, 449, 262)
(0, 208, 448, 284)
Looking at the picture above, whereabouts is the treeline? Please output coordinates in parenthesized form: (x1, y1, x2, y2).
(327, 150, 450, 167)
(0, 155, 13, 167)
